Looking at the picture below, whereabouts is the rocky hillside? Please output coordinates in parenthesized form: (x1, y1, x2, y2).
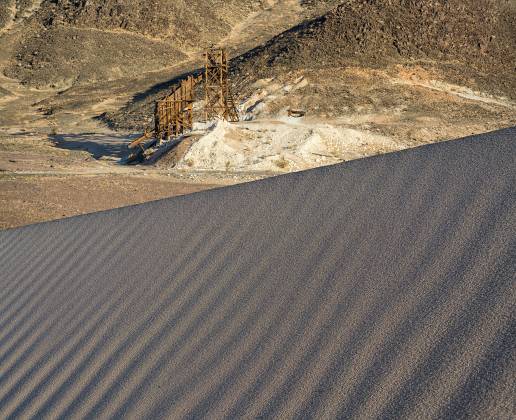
(34, 0, 259, 45)
(1, 0, 266, 88)
(233, 0, 516, 97)
(102, 0, 516, 132)
(2, 0, 514, 143)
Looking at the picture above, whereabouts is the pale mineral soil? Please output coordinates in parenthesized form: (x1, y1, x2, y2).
(175, 66, 515, 173)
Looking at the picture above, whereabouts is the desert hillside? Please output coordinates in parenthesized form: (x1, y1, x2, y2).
(0, 0, 515, 227)
(1, 0, 342, 88)
(103, 0, 515, 167)
(235, 0, 516, 86)
(1, 0, 262, 88)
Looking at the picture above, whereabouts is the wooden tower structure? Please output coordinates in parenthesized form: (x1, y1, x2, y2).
(155, 74, 202, 142)
(204, 48, 239, 122)
(127, 48, 239, 161)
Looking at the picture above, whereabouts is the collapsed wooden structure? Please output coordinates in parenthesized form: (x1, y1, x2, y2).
(125, 48, 239, 163)
(155, 75, 202, 141)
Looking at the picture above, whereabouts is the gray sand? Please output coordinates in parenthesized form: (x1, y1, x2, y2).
(0, 127, 514, 419)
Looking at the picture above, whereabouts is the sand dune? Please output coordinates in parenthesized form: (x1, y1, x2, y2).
(0, 128, 514, 419)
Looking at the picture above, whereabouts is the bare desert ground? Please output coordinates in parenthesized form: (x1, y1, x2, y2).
(1, 0, 515, 228)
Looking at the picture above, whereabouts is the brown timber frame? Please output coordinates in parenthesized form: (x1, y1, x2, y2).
(204, 48, 239, 122)
(154, 75, 202, 142)
(130, 48, 239, 158)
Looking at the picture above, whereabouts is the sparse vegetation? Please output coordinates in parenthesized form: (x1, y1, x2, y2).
(275, 156, 289, 169)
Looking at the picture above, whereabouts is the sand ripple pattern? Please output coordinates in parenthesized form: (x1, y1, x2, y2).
(0, 128, 514, 419)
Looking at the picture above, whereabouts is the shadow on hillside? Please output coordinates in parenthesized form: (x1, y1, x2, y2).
(98, 14, 322, 131)
(135, 68, 204, 104)
(50, 133, 139, 159)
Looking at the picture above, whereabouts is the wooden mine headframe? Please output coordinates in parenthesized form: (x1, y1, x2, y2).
(128, 48, 239, 160)
(204, 48, 239, 122)
(155, 74, 202, 142)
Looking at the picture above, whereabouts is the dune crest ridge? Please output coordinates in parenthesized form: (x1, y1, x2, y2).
(0, 128, 514, 419)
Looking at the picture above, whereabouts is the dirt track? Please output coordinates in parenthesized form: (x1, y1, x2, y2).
(0, 128, 514, 418)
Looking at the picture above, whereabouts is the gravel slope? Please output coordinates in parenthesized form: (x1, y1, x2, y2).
(0, 127, 514, 419)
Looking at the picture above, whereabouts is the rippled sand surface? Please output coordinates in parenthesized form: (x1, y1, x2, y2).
(0, 128, 514, 419)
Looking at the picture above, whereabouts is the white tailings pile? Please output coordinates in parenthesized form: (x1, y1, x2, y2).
(178, 118, 401, 172)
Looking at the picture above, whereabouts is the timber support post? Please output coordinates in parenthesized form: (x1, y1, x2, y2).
(204, 48, 239, 122)
(154, 75, 201, 144)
